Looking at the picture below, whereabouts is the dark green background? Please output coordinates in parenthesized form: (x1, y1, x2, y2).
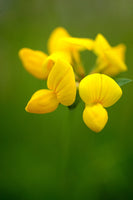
(0, 0, 133, 199)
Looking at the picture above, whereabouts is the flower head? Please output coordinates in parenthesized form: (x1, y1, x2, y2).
(19, 27, 129, 134)
(19, 27, 87, 80)
(79, 73, 122, 132)
(47, 27, 92, 77)
(92, 34, 127, 76)
(26, 59, 76, 113)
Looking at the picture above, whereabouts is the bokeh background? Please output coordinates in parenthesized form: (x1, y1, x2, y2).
(0, 0, 133, 199)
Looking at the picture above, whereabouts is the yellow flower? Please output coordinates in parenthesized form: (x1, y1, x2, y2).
(19, 48, 72, 80)
(25, 59, 76, 113)
(79, 73, 122, 132)
(19, 27, 88, 79)
(91, 34, 127, 76)
(48, 27, 93, 54)
(48, 27, 93, 77)
(43, 51, 72, 79)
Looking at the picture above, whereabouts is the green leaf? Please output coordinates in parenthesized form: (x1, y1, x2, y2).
(115, 78, 132, 87)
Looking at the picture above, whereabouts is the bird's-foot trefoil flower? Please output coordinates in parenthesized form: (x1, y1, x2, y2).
(25, 59, 76, 113)
(19, 27, 89, 80)
(79, 73, 122, 132)
(91, 34, 127, 76)
(19, 27, 130, 133)
(47, 27, 90, 78)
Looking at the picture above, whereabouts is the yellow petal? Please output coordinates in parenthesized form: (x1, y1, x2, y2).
(113, 44, 126, 61)
(79, 73, 122, 107)
(93, 33, 111, 55)
(25, 89, 59, 114)
(47, 59, 76, 106)
(47, 27, 86, 78)
(91, 50, 127, 77)
(61, 37, 94, 51)
(83, 104, 108, 132)
(79, 73, 103, 105)
(47, 27, 70, 54)
(43, 51, 72, 78)
(103, 49, 127, 76)
(19, 48, 48, 79)
(99, 74, 122, 107)
(56, 66, 76, 106)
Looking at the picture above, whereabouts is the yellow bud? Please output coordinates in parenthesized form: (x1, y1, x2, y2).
(25, 89, 59, 114)
(48, 27, 70, 54)
(19, 48, 48, 79)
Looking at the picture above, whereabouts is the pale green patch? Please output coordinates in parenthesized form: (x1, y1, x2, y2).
(115, 78, 132, 86)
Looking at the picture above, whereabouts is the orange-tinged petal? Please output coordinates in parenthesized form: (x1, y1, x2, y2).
(83, 104, 108, 133)
(79, 73, 122, 107)
(19, 48, 48, 79)
(25, 89, 59, 114)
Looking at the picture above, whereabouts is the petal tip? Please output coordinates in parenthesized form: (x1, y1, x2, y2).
(83, 104, 108, 133)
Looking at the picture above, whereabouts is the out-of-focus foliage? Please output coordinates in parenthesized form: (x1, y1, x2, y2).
(0, 0, 133, 199)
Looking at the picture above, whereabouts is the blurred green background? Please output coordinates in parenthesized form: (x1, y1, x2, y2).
(0, 0, 133, 199)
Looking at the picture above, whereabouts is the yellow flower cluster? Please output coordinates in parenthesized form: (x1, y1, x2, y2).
(19, 27, 127, 132)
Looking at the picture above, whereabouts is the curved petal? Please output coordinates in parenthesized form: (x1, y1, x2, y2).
(103, 49, 127, 75)
(79, 73, 103, 105)
(25, 89, 59, 114)
(61, 37, 94, 51)
(47, 27, 86, 78)
(47, 27, 70, 54)
(99, 74, 122, 107)
(93, 33, 111, 55)
(83, 104, 108, 132)
(43, 51, 72, 79)
(19, 48, 48, 79)
(47, 59, 76, 106)
(113, 44, 126, 61)
(79, 73, 122, 107)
